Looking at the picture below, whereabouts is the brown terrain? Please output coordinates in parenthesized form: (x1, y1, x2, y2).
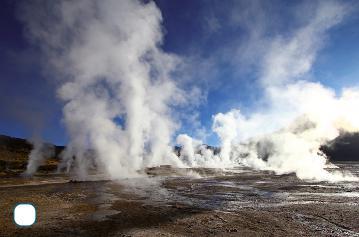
(0, 134, 359, 237)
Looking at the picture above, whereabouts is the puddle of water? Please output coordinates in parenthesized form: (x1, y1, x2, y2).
(292, 192, 359, 198)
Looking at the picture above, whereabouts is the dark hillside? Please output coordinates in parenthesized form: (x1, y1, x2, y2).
(0, 132, 358, 176)
(321, 132, 359, 161)
(0, 135, 64, 175)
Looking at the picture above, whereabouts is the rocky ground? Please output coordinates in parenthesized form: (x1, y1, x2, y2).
(1, 165, 358, 237)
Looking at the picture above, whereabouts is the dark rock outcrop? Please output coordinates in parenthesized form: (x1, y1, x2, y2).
(321, 132, 359, 161)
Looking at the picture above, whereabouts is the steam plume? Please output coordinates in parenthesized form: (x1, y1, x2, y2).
(19, 0, 359, 182)
(178, 0, 359, 182)
(20, 0, 186, 178)
(24, 138, 54, 176)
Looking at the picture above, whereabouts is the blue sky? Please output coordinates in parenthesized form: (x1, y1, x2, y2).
(0, 0, 359, 145)
(0, 1, 64, 143)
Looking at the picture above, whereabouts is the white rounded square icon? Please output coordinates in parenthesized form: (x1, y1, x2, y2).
(14, 203, 36, 227)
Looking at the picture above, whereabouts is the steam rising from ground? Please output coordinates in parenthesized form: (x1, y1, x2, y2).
(177, 0, 359, 182)
(20, 0, 187, 179)
(20, 0, 358, 182)
(24, 138, 54, 176)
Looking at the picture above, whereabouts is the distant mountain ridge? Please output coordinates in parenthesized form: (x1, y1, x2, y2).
(0, 132, 358, 175)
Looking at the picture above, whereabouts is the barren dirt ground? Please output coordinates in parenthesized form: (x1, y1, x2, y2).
(1, 164, 359, 237)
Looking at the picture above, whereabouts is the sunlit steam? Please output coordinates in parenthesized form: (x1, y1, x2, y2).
(20, 0, 358, 182)
(177, 0, 359, 182)
(20, 0, 186, 179)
